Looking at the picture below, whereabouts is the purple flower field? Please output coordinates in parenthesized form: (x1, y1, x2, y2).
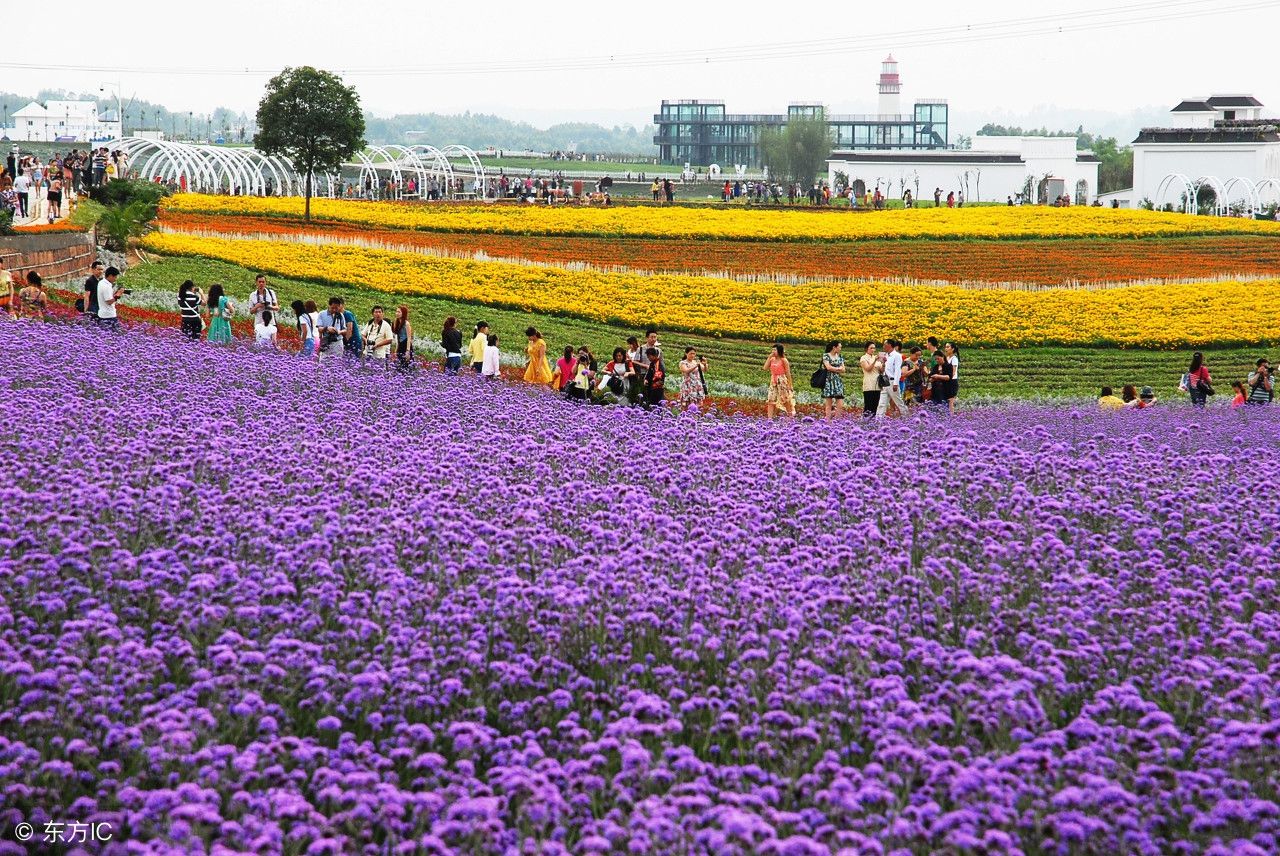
(2, 321, 1279, 855)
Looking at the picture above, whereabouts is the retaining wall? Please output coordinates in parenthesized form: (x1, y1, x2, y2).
(0, 230, 95, 285)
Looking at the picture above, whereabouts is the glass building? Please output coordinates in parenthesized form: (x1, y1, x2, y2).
(653, 99, 949, 167)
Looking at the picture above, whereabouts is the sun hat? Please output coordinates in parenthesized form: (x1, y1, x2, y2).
(1139, 386, 1155, 400)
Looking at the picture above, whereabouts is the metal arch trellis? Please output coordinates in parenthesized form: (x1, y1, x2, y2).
(103, 136, 329, 197)
(442, 145, 486, 196)
(407, 145, 455, 195)
(1193, 176, 1229, 216)
(1255, 177, 1280, 210)
(1155, 173, 1196, 214)
(1222, 177, 1261, 215)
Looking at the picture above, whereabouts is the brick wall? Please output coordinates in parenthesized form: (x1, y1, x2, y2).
(0, 231, 95, 285)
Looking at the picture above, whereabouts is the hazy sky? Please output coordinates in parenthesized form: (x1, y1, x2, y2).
(6, 0, 1278, 132)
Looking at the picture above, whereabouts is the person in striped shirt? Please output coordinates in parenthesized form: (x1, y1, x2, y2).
(1247, 358, 1273, 406)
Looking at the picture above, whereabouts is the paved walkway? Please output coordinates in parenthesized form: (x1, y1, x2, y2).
(12, 182, 73, 227)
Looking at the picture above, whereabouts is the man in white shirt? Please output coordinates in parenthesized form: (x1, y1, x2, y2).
(12, 172, 30, 219)
(247, 274, 279, 326)
(876, 339, 908, 417)
(96, 266, 125, 332)
(316, 297, 350, 358)
(362, 305, 395, 363)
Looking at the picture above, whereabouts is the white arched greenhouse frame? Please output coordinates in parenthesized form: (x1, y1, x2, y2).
(1157, 172, 1280, 217)
(102, 138, 494, 201)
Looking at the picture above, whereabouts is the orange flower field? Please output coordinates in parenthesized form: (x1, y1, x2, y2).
(158, 210, 1280, 286)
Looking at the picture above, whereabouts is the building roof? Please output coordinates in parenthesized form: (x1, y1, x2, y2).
(1135, 127, 1280, 144)
(13, 101, 46, 117)
(828, 151, 1024, 164)
(1207, 95, 1263, 108)
(1171, 100, 1214, 113)
(1076, 153, 1101, 163)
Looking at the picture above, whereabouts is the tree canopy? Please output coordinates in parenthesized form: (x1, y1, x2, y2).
(759, 117, 832, 188)
(254, 67, 365, 219)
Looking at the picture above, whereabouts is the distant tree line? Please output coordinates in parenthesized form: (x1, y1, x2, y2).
(361, 112, 657, 156)
(977, 123, 1134, 194)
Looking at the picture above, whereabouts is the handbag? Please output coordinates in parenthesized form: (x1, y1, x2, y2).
(1196, 379, 1215, 396)
(877, 372, 891, 389)
(810, 367, 828, 389)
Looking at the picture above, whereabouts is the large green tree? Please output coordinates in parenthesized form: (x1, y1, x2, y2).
(254, 67, 365, 220)
(759, 117, 832, 188)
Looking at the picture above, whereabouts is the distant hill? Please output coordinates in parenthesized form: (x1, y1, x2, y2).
(362, 112, 657, 155)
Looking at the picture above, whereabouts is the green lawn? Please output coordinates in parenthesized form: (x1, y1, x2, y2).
(125, 255, 1274, 402)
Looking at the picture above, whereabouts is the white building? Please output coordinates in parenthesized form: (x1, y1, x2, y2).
(1099, 95, 1280, 211)
(2, 100, 122, 143)
(827, 135, 1100, 204)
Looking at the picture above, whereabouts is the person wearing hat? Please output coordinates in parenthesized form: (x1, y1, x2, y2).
(1136, 386, 1157, 408)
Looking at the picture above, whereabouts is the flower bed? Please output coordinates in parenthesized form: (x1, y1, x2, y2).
(3, 321, 1279, 854)
(158, 210, 1280, 287)
(164, 193, 1280, 243)
(142, 231, 1280, 347)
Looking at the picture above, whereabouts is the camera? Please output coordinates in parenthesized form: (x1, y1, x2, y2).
(121, 289, 133, 295)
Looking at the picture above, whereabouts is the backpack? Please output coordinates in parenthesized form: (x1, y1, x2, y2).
(810, 366, 828, 389)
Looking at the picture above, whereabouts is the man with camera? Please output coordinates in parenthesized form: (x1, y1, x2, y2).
(247, 274, 279, 327)
(1248, 358, 1273, 405)
(96, 266, 127, 332)
(316, 296, 351, 359)
(363, 305, 395, 365)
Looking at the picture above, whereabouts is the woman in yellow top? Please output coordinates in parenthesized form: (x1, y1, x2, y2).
(469, 321, 489, 373)
(524, 326, 553, 384)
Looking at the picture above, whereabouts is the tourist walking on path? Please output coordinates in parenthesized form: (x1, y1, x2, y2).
(524, 327, 553, 384)
(205, 284, 234, 344)
(764, 344, 795, 418)
(178, 280, 204, 340)
(441, 316, 463, 374)
(1186, 352, 1212, 408)
(678, 347, 707, 406)
(469, 322, 489, 373)
(291, 299, 315, 357)
(876, 339, 907, 417)
(821, 341, 846, 420)
(859, 342, 883, 419)
(392, 305, 413, 369)
(1248, 358, 1273, 405)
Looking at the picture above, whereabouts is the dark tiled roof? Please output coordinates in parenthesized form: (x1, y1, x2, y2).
(1207, 95, 1263, 108)
(1135, 127, 1280, 144)
(1076, 153, 1101, 163)
(828, 151, 1023, 164)
(1171, 100, 1214, 112)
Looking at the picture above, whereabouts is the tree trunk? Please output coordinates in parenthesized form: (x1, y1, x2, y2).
(305, 172, 312, 221)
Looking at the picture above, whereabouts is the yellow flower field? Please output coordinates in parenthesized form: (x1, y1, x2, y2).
(163, 194, 1280, 243)
(141, 232, 1280, 347)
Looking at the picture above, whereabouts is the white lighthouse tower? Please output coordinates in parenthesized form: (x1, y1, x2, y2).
(877, 54, 901, 117)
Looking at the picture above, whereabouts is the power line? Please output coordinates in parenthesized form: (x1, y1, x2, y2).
(0, 0, 1272, 78)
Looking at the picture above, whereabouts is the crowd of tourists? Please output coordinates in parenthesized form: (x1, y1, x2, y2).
(1097, 351, 1275, 410)
(0, 146, 129, 224)
(13, 258, 1278, 417)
